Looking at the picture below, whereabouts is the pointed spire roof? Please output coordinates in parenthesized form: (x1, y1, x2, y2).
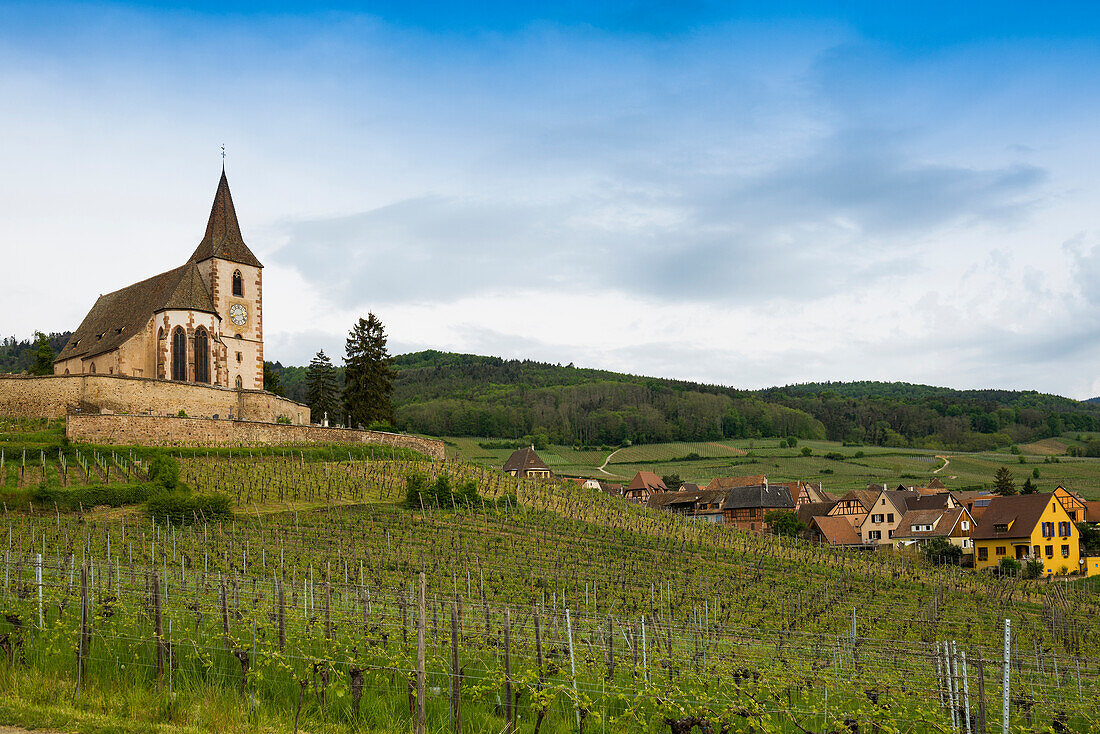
(188, 171, 263, 268)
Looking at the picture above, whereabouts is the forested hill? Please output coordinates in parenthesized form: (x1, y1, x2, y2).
(387, 351, 1100, 451)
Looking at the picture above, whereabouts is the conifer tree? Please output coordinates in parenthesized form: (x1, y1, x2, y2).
(993, 466, 1017, 496)
(306, 349, 340, 424)
(342, 313, 396, 428)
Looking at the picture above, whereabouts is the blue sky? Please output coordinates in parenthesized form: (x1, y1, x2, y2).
(3, 2, 1100, 397)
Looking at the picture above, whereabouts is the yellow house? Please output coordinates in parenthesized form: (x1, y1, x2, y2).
(1053, 485, 1088, 522)
(972, 493, 1081, 575)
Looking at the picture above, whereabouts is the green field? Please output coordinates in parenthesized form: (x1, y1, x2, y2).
(0, 418, 1096, 732)
(444, 435, 1100, 498)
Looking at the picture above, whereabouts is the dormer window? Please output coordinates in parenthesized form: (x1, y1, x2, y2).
(115, 328, 122, 335)
(993, 523, 1009, 533)
(232, 269, 244, 297)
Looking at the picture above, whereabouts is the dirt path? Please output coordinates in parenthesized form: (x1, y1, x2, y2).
(933, 455, 950, 474)
(597, 447, 623, 475)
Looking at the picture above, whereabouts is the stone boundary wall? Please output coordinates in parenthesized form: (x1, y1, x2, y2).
(66, 414, 445, 460)
(0, 374, 309, 425)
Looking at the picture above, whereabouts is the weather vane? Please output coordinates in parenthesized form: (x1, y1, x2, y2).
(221, 144, 226, 169)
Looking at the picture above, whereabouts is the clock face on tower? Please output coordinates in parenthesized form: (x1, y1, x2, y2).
(229, 303, 248, 326)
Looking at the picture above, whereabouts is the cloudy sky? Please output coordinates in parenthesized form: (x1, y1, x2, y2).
(3, 2, 1100, 397)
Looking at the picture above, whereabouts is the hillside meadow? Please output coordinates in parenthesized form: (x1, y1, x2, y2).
(443, 434, 1100, 499)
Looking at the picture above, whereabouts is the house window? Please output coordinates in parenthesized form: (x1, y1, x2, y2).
(961, 520, 970, 531)
(1034, 545, 1040, 557)
(1058, 521, 1070, 537)
(993, 523, 1008, 533)
(171, 327, 187, 381)
(887, 513, 894, 523)
(64, 369, 69, 375)
(233, 269, 244, 297)
(867, 530, 881, 540)
(1069, 510, 1078, 521)
(235, 375, 243, 390)
(1042, 522, 1054, 538)
(996, 546, 1006, 556)
(236, 352, 242, 363)
(1062, 544, 1070, 558)
(978, 547, 988, 561)
(872, 514, 884, 523)
(1045, 545, 1054, 558)
(89, 362, 96, 374)
(194, 327, 210, 383)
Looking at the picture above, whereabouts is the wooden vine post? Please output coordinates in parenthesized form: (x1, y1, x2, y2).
(417, 572, 426, 734)
(153, 571, 165, 684)
(451, 597, 462, 734)
(504, 607, 513, 733)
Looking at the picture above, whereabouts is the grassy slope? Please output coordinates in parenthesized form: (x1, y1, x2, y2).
(444, 435, 1100, 497)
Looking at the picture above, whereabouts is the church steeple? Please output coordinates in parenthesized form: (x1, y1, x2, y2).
(188, 171, 263, 268)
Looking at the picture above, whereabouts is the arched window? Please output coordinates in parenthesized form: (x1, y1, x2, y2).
(171, 327, 187, 381)
(89, 363, 96, 374)
(194, 327, 210, 383)
(235, 375, 243, 390)
(64, 369, 70, 375)
(232, 269, 244, 297)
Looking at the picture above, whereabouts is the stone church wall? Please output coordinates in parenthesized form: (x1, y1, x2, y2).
(0, 374, 308, 424)
(65, 414, 445, 460)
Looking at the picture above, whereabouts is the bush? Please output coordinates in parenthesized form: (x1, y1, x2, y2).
(922, 537, 962, 566)
(998, 557, 1022, 576)
(276, 415, 292, 425)
(34, 482, 160, 511)
(1023, 558, 1045, 579)
(146, 452, 182, 490)
(801, 447, 812, 456)
(177, 409, 188, 418)
(405, 471, 480, 509)
(146, 492, 232, 524)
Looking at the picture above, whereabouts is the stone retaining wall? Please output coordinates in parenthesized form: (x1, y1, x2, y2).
(65, 414, 445, 460)
(0, 374, 308, 424)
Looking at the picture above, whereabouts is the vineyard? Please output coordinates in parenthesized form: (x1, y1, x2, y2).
(0, 424, 1097, 731)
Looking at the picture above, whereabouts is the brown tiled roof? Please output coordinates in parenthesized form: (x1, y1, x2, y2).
(798, 501, 835, 526)
(909, 493, 951, 510)
(1086, 501, 1100, 523)
(892, 508, 969, 540)
(927, 478, 946, 489)
(971, 493, 1056, 541)
(840, 489, 879, 512)
(188, 171, 262, 269)
(649, 488, 728, 511)
(880, 490, 919, 514)
(502, 447, 551, 474)
(627, 471, 667, 492)
(722, 484, 795, 511)
(56, 262, 216, 363)
(679, 482, 702, 493)
(706, 475, 766, 490)
(810, 515, 862, 546)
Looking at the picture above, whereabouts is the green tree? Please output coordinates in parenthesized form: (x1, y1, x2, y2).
(661, 473, 683, 491)
(27, 331, 54, 375)
(764, 510, 806, 536)
(305, 350, 340, 425)
(921, 537, 962, 566)
(343, 313, 396, 429)
(1078, 522, 1100, 555)
(262, 361, 284, 396)
(1020, 478, 1037, 494)
(1022, 558, 1045, 579)
(1032, 467, 1040, 479)
(992, 466, 1017, 496)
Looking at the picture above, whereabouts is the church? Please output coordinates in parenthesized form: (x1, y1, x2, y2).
(54, 171, 265, 391)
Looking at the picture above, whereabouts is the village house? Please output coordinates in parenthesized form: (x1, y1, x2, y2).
(722, 483, 796, 531)
(826, 488, 879, 528)
(706, 475, 767, 491)
(648, 487, 727, 522)
(580, 478, 622, 496)
(972, 493, 1081, 575)
(951, 490, 997, 523)
(860, 490, 955, 545)
(892, 507, 975, 557)
(502, 447, 553, 479)
(1053, 485, 1088, 522)
(624, 471, 666, 502)
(807, 515, 863, 547)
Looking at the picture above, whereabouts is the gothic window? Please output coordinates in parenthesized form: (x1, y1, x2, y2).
(235, 375, 243, 390)
(89, 363, 96, 374)
(194, 327, 210, 383)
(171, 327, 187, 381)
(232, 269, 244, 297)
